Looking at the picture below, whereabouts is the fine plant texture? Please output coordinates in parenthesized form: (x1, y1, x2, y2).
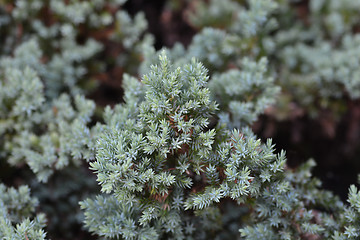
(2, 0, 360, 239)
(265, 0, 360, 118)
(0, 59, 97, 182)
(209, 57, 280, 129)
(0, 0, 153, 182)
(0, 0, 151, 238)
(0, 184, 47, 240)
(81, 53, 286, 239)
(81, 53, 360, 240)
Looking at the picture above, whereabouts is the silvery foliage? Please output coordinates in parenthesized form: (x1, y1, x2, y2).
(0, 55, 97, 182)
(263, 0, 360, 116)
(0, 184, 47, 239)
(140, 0, 280, 129)
(209, 57, 280, 128)
(0, 0, 151, 98)
(82, 52, 358, 240)
(128, 1, 360, 239)
(1, 0, 360, 239)
(81, 53, 290, 239)
(240, 159, 345, 239)
(335, 183, 360, 239)
(186, 0, 360, 118)
(0, 0, 154, 182)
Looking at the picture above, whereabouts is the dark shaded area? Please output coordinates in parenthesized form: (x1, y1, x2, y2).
(30, 165, 100, 240)
(88, 82, 124, 107)
(123, 0, 197, 49)
(255, 103, 360, 201)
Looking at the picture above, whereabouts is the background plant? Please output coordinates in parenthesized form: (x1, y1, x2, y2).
(0, 0, 151, 238)
(1, 0, 360, 239)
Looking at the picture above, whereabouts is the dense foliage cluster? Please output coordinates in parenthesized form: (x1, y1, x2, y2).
(1, 0, 360, 239)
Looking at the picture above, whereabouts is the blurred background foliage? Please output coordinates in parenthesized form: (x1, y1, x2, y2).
(1, 0, 360, 239)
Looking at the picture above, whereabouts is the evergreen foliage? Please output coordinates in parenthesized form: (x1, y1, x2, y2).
(209, 57, 280, 128)
(0, 56, 97, 182)
(265, 0, 360, 117)
(0, 0, 151, 237)
(0, 0, 151, 97)
(1, 0, 360, 239)
(82, 52, 360, 239)
(0, 0, 151, 181)
(0, 184, 47, 240)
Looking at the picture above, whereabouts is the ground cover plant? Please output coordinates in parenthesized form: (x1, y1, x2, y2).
(1, 0, 360, 239)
